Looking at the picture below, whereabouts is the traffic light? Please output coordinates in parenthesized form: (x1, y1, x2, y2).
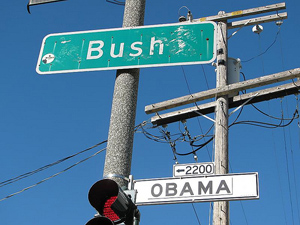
(86, 179, 137, 225)
(86, 216, 114, 225)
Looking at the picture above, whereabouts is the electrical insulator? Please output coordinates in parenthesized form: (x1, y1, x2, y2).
(252, 24, 263, 34)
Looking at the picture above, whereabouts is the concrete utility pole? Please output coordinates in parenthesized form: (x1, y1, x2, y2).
(213, 11, 229, 225)
(103, 0, 146, 188)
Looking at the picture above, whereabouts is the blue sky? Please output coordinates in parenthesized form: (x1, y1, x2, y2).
(0, 0, 300, 224)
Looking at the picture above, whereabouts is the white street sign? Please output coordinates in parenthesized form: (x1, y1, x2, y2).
(173, 162, 215, 177)
(134, 173, 259, 206)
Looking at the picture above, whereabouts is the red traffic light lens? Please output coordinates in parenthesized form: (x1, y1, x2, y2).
(103, 196, 120, 221)
(88, 179, 136, 224)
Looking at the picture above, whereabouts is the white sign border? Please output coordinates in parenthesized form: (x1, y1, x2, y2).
(134, 172, 259, 206)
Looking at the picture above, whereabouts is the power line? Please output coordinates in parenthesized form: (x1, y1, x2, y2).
(282, 97, 300, 224)
(157, 123, 214, 157)
(251, 104, 298, 121)
(0, 147, 106, 202)
(278, 24, 300, 224)
(0, 140, 107, 188)
(242, 26, 281, 63)
(239, 201, 249, 225)
(201, 65, 210, 90)
(294, 95, 300, 224)
(191, 203, 202, 225)
(281, 100, 295, 225)
(1, 122, 147, 190)
(258, 33, 266, 75)
(268, 101, 289, 225)
(229, 108, 299, 129)
(0, 122, 149, 202)
(180, 65, 213, 159)
(106, 0, 125, 6)
(160, 126, 178, 162)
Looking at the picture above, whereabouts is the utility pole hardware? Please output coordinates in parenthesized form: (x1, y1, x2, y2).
(144, 2, 290, 225)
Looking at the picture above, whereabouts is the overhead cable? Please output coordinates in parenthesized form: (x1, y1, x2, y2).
(242, 26, 281, 63)
(0, 147, 106, 202)
(106, 0, 125, 6)
(0, 140, 107, 188)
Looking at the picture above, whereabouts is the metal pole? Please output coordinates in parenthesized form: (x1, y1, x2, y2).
(103, 0, 146, 188)
(213, 11, 229, 225)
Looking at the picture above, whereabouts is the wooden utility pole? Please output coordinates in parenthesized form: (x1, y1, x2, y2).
(213, 12, 229, 225)
(143, 3, 290, 225)
(103, 0, 146, 188)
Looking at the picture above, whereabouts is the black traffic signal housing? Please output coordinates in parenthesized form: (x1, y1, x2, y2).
(86, 179, 137, 225)
(86, 216, 114, 225)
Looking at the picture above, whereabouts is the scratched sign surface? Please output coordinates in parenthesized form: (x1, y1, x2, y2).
(36, 22, 216, 74)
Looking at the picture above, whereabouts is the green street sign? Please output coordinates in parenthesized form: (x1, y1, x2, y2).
(36, 22, 216, 74)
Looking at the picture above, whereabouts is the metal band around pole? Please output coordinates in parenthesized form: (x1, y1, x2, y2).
(103, 173, 130, 182)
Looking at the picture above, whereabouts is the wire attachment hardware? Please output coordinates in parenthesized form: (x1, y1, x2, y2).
(103, 174, 130, 182)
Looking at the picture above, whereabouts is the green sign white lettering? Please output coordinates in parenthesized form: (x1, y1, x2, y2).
(36, 22, 216, 74)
